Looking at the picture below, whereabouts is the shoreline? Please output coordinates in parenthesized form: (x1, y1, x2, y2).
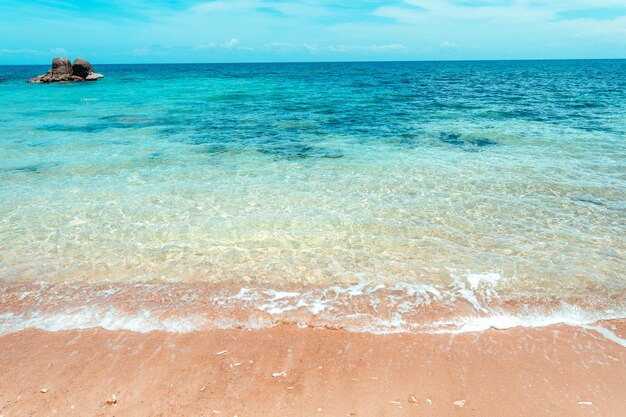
(2, 280, 625, 336)
(1, 321, 625, 417)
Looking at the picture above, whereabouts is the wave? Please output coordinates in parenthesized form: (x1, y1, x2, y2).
(1, 274, 625, 345)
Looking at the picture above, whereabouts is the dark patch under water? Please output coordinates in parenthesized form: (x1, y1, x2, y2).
(39, 115, 169, 133)
(39, 123, 111, 133)
(5, 162, 60, 174)
(258, 144, 343, 160)
(573, 197, 605, 207)
(439, 132, 499, 150)
(21, 109, 69, 119)
(159, 119, 345, 160)
(196, 144, 231, 155)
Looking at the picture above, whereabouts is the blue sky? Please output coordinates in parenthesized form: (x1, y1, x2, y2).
(1, 0, 625, 64)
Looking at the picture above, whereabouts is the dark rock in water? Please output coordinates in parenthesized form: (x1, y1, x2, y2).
(71, 58, 93, 78)
(28, 57, 104, 83)
(51, 57, 72, 75)
(72, 58, 103, 80)
(28, 71, 72, 84)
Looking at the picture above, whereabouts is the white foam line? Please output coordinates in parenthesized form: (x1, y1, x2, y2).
(264, 290, 300, 300)
(2, 277, 625, 343)
(2, 308, 625, 347)
(579, 324, 626, 348)
(428, 312, 626, 348)
(0, 308, 207, 334)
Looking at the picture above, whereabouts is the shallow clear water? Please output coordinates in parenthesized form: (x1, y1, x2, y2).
(0, 60, 625, 332)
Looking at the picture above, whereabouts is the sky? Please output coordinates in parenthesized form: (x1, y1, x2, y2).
(1, 0, 625, 64)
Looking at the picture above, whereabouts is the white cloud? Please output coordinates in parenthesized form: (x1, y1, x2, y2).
(376, 1, 551, 23)
(192, 1, 259, 14)
(194, 39, 246, 50)
(223, 38, 239, 49)
(262, 42, 405, 53)
(440, 41, 458, 48)
(0, 48, 44, 54)
(373, 6, 427, 23)
(195, 42, 217, 49)
(130, 47, 151, 56)
(389, 0, 626, 23)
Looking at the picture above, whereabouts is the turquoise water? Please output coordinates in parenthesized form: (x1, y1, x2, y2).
(0, 60, 625, 332)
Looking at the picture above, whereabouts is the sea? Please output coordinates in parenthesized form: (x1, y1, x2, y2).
(0, 60, 625, 335)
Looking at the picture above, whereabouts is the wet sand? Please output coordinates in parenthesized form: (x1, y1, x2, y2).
(1, 321, 625, 417)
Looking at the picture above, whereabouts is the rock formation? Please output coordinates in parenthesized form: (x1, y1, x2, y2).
(71, 58, 93, 78)
(28, 57, 104, 83)
(52, 57, 72, 76)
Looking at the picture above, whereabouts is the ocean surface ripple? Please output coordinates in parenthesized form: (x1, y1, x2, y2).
(1, 60, 625, 333)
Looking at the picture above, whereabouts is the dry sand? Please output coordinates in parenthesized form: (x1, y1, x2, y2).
(1, 321, 625, 417)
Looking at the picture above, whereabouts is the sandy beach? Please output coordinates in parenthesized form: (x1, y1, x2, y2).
(1, 321, 624, 417)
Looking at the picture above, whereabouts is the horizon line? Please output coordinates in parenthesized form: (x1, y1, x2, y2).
(1, 57, 625, 67)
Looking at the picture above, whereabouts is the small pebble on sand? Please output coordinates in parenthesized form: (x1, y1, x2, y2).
(40, 388, 48, 393)
(453, 400, 466, 407)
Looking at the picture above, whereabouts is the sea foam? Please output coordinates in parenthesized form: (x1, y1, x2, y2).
(1, 276, 624, 348)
